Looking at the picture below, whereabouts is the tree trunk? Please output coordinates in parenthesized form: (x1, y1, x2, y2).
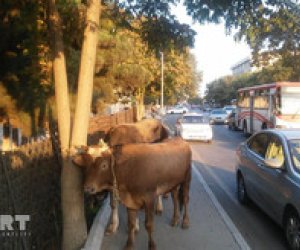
(48, 0, 99, 249)
(71, 0, 100, 147)
(136, 88, 145, 120)
(49, 0, 101, 248)
(65, 1, 101, 249)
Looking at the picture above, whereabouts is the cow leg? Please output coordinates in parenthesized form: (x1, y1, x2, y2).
(145, 199, 156, 250)
(134, 216, 140, 233)
(171, 187, 179, 227)
(182, 170, 191, 229)
(105, 192, 119, 235)
(155, 195, 163, 215)
(124, 208, 137, 250)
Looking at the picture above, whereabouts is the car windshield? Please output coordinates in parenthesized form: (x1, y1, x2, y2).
(182, 116, 205, 124)
(211, 110, 227, 115)
(289, 139, 300, 172)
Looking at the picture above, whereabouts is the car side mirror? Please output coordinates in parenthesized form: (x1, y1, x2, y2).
(264, 158, 284, 169)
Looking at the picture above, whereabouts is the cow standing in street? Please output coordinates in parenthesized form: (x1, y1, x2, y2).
(73, 137, 191, 250)
(103, 118, 169, 234)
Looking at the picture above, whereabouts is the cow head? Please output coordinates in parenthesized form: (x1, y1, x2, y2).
(72, 143, 113, 194)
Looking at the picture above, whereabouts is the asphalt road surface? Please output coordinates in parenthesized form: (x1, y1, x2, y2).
(163, 113, 288, 250)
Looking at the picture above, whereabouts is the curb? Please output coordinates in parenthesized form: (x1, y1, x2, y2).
(192, 164, 250, 250)
(82, 197, 111, 250)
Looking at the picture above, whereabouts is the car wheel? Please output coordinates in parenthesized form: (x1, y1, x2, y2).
(233, 123, 237, 131)
(243, 121, 248, 136)
(237, 173, 249, 205)
(284, 210, 300, 250)
(262, 123, 267, 130)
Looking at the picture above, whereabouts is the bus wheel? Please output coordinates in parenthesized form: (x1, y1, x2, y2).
(243, 121, 248, 136)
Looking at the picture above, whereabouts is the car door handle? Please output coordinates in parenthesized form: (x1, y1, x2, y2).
(257, 163, 264, 168)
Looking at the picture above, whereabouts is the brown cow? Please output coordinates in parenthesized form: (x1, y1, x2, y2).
(73, 137, 191, 250)
(104, 118, 169, 234)
(104, 118, 169, 147)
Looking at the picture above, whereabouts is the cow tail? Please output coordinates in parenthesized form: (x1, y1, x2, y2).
(179, 184, 184, 212)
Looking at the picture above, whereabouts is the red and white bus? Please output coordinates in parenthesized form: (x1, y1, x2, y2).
(236, 82, 300, 134)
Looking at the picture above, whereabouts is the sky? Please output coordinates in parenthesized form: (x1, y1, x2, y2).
(171, 4, 251, 96)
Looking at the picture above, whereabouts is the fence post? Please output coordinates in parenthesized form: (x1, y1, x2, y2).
(0, 124, 3, 151)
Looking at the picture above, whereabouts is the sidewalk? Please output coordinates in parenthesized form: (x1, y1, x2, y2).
(88, 165, 249, 250)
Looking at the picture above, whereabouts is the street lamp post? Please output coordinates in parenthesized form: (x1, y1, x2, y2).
(160, 51, 164, 110)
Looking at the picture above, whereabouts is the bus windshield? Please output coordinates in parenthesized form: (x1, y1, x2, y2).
(280, 87, 300, 115)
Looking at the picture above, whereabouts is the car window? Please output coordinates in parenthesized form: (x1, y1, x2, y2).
(248, 133, 269, 158)
(289, 139, 300, 173)
(265, 135, 285, 165)
(182, 116, 204, 124)
(211, 110, 227, 115)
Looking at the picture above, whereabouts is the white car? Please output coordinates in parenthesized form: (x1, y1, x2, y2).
(167, 106, 189, 114)
(176, 113, 213, 142)
(223, 105, 236, 114)
(209, 109, 229, 124)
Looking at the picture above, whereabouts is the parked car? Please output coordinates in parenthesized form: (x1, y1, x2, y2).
(236, 129, 300, 250)
(227, 111, 237, 130)
(176, 113, 212, 142)
(223, 105, 236, 114)
(209, 109, 228, 124)
(167, 105, 189, 114)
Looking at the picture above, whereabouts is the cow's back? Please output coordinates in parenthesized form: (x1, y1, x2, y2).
(106, 119, 168, 146)
(114, 137, 191, 200)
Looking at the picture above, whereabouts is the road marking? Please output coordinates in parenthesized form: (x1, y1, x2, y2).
(192, 164, 251, 250)
(192, 149, 240, 207)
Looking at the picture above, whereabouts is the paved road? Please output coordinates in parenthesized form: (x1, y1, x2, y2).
(163, 113, 288, 250)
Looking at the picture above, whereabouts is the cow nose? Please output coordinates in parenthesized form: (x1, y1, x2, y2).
(84, 186, 96, 194)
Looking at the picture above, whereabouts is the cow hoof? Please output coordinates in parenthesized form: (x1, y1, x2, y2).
(171, 218, 179, 227)
(124, 243, 133, 250)
(155, 209, 163, 216)
(181, 221, 189, 229)
(149, 241, 156, 250)
(105, 224, 118, 235)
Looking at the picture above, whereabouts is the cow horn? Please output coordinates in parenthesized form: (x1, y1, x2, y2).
(74, 145, 88, 154)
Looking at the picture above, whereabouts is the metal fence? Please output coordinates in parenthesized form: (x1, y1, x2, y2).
(0, 108, 137, 250)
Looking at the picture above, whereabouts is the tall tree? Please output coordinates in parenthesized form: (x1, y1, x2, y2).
(48, 0, 100, 249)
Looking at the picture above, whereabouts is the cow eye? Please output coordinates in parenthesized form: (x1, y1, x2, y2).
(100, 161, 109, 170)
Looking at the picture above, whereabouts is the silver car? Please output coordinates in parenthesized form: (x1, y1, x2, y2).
(209, 109, 228, 124)
(236, 129, 300, 250)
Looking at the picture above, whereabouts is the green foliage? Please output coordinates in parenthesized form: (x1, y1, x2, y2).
(120, 0, 196, 52)
(205, 55, 300, 106)
(0, 0, 52, 135)
(145, 50, 201, 105)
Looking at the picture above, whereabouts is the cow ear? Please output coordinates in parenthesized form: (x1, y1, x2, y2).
(72, 153, 93, 168)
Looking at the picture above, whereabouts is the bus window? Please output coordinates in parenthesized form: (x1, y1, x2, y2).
(281, 87, 300, 115)
(238, 92, 250, 108)
(254, 95, 268, 109)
